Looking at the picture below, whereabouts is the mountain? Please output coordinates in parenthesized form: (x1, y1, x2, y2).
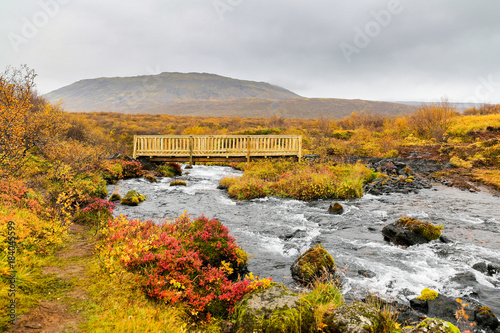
(45, 72, 416, 119)
(45, 72, 300, 112)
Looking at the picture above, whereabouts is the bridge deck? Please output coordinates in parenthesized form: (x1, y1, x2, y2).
(133, 135, 302, 164)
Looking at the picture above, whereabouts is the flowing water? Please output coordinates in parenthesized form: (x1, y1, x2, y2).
(108, 165, 500, 314)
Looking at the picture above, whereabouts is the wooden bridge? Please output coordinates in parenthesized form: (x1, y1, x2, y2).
(133, 135, 302, 165)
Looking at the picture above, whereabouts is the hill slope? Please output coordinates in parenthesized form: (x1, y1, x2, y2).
(45, 72, 300, 112)
(138, 98, 415, 120)
(45, 72, 416, 118)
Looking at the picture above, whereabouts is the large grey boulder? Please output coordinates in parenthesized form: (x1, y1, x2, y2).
(233, 284, 307, 333)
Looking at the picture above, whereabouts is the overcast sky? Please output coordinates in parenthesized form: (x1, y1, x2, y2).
(1, 0, 500, 104)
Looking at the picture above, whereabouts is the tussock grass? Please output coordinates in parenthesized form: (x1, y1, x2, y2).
(222, 159, 379, 201)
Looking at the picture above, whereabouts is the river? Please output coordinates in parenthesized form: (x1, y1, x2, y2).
(108, 165, 500, 315)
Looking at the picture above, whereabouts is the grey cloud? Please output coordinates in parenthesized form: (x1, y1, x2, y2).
(1, 0, 499, 103)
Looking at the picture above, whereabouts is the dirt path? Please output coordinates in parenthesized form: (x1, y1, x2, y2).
(8, 224, 93, 333)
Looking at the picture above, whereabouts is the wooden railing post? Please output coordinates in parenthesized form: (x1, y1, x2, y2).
(298, 136, 302, 160)
(246, 136, 251, 163)
(189, 136, 193, 167)
(133, 135, 137, 159)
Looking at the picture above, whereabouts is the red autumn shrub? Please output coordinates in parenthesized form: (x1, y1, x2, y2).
(0, 180, 42, 212)
(168, 162, 182, 176)
(104, 214, 254, 319)
(120, 160, 144, 178)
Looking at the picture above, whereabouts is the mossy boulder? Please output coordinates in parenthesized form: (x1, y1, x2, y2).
(170, 180, 186, 186)
(291, 244, 336, 284)
(382, 217, 443, 247)
(410, 318, 460, 333)
(120, 190, 146, 206)
(321, 301, 400, 333)
(328, 202, 344, 215)
(144, 174, 157, 183)
(475, 306, 499, 330)
(109, 193, 121, 202)
(233, 284, 310, 333)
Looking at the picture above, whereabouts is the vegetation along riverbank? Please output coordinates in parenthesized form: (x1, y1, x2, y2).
(1, 66, 500, 332)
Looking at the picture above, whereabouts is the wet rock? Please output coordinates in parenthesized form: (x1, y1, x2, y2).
(291, 244, 336, 284)
(233, 284, 302, 333)
(322, 302, 400, 332)
(328, 202, 344, 215)
(358, 269, 375, 278)
(408, 293, 500, 331)
(137, 157, 157, 171)
(410, 298, 428, 314)
(105, 153, 134, 161)
(364, 174, 432, 196)
(439, 235, 452, 243)
(473, 262, 489, 274)
(410, 318, 460, 333)
(282, 229, 307, 240)
(303, 154, 320, 161)
(382, 224, 430, 247)
(473, 262, 500, 276)
(382, 217, 442, 247)
(475, 306, 499, 331)
(410, 294, 461, 323)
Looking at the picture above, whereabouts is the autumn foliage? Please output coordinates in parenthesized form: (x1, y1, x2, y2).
(100, 214, 269, 319)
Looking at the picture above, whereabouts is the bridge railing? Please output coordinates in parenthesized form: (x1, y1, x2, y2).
(132, 135, 302, 163)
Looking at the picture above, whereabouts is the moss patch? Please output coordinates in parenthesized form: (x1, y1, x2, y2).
(416, 318, 460, 333)
(170, 180, 187, 186)
(416, 288, 438, 301)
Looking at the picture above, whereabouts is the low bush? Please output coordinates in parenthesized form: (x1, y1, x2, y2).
(102, 160, 144, 183)
(101, 214, 260, 320)
(73, 198, 115, 228)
